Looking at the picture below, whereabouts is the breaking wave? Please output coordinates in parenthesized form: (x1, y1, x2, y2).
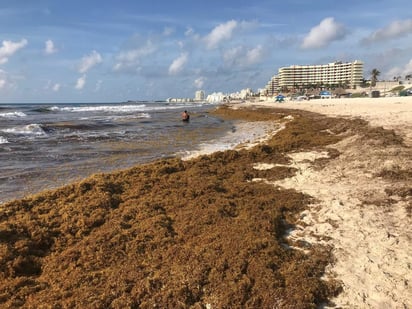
(0, 136, 9, 144)
(0, 111, 27, 118)
(51, 104, 147, 113)
(1, 124, 47, 136)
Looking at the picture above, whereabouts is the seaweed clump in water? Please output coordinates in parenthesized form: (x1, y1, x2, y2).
(0, 107, 350, 308)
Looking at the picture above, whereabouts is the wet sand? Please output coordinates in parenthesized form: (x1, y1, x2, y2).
(0, 101, 410, 308)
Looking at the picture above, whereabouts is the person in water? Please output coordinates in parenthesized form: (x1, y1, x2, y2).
(181, 110, 190, 121)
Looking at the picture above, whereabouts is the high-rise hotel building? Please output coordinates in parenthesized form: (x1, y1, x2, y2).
(265, 60, 364, 94)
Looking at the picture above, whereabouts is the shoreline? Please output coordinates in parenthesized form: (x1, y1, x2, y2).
(1, 101, 411, 307)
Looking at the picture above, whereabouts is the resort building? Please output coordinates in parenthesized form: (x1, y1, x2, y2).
(264, 75, 280, 96)
(229, 88, 254, 100)
(266, 60, 364, 93)
(206, 92, 226, 103)
(194, 90, 205, 101)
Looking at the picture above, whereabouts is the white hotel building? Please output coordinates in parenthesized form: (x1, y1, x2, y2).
(265, 60, 364, 95)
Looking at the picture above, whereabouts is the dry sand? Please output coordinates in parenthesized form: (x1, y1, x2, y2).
(243, 96, 412, 308)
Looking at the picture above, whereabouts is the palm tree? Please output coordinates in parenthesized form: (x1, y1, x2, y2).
(370, 68, 380, 87)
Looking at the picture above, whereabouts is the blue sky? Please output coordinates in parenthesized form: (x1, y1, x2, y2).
(1, 0, 411, 103)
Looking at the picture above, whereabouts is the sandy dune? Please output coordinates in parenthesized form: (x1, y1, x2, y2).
(244, 97, 412, 308)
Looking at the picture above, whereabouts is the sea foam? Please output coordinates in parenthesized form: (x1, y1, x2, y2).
(182, 121, 278, 160)
(0, 111, 27, 118)
(0, 136, 8, 144)
(53, 104, 147, 113)
(2, 124, 47, 136)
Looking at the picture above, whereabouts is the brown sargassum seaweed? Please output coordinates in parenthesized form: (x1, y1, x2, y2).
(0, 106, 405, 308)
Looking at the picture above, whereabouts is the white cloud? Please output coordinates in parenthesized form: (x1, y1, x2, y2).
(45, 39, 57, 54)
(113, 40, 156, 72)
(223, 45, 265, 67)
(223, 46, 242, 63)
(245, 45, 264, 64)
(95, 80, 102, 92)
(204, 20, 238, 49)
(362, 19, 412, 44)
(163, 27, 174, 36)
(185, 27, 195, 37)
(194, 77, 205, 89)
(78, 50, 102, 73)
(168, 52, 188, 75)
(0, 69, 10, 89)
(52, 83, 60, 92)
(301, 17, 347, 49)
(385, 58, 412, 79)
(185, 27, 200, 40)
(75, 75, 86, 90)
(0, 38, 28, 64)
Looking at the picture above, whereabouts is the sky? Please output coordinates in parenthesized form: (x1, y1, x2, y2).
(0, 0, 412, 103)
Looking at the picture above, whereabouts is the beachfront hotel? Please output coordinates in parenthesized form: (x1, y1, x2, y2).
(195, 90, 205, 101)
(265, 60, 364, 95)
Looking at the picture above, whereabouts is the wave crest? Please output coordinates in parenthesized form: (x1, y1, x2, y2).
(0, 111, 27, 118)
(0, 136, 9, 144)
(2, 124, 47, 136)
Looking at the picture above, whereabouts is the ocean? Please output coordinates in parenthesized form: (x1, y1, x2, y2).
(0, 102, 270, 204)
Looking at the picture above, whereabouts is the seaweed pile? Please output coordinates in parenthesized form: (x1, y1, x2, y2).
(0, 107, 357, 308)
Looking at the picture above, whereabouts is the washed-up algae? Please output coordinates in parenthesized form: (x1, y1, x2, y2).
(1, 106, 396, 308)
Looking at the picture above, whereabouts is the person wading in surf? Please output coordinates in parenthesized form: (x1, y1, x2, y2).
(181, 110, 190, 122)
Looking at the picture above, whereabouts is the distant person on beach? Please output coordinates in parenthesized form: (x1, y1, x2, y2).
(181, 110, 190, 122)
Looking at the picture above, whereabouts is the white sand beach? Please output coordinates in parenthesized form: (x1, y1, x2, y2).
(243, 97, 412, 308)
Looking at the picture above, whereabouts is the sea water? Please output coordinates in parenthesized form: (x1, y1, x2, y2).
(0, 102, 270, 204)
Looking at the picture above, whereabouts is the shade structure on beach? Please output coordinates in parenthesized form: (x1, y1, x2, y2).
(275, 94, 285, 102)
(319, 91, 332, 99)
(319, 91, 331, 96)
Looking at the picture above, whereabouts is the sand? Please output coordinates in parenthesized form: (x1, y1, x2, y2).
(241, 96, 412, 308)
(248, 96, 412, 145)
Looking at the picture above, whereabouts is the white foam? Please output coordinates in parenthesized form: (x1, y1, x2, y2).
(182, 121, 280, 160)
(54, 104, 147, 113)
(2, 124, 46, 136)
(52, 104, 197, 114)
(0, 136, 9, 144)
(78, 113, 151, 121)
(0, 111, 27, 118)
